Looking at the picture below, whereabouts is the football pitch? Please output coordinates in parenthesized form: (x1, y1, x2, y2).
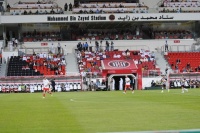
(0, 89, 200, 133)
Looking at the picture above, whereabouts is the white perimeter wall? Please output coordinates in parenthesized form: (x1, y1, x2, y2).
(142, 77, 162, 89)
(23, 39, 195, 54)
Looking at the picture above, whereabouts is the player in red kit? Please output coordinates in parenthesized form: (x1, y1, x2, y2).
(123, 75, 134, 94)
(42, 77, 52, 98)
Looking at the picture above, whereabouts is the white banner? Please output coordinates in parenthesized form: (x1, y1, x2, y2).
(0, 13, 200, 23)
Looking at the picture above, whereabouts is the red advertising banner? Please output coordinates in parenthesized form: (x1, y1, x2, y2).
(174, 40, 180, 43)
(101, 60, 137, 70)
(41, 43, 48, 46)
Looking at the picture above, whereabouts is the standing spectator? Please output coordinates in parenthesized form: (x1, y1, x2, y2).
(14, 38, 18, 47)
(50, 43, 55, 54)
(69, 3, 72, 11)
(119, 78, 123, 91)
(110, 78, 115, 91)
(115, 34, 118, 40)
(7, 4, 10, 11)
(77, 42, 82, 51)
(165, 64, 169, 75)
(90, 81, 95, 91)
(165, 40, 168, 52)
(175, 64, 179, 73)
(51, 79, 56, 92)
(95, 41, 99, 52)
(96, 79, 101, 88)
(125, 49, 131, 59)
(110, 41, 114, 51)
(85, 42, 89, 51)
(9, 41, 13, 51)
(151, 80, 156, 87)
(105, 41, 109, 51)
(82, 42, 86, 51)
(64, 3, 68, 11)
(130, 75, 136, 93)
(57, 42, 61, 54)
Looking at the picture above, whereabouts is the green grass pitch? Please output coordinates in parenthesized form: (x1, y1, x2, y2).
(0, 89, 200, 133)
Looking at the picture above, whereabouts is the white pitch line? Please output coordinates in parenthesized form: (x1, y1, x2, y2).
(99, 128, 200, 133)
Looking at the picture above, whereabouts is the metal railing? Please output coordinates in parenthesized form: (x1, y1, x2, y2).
(161, 45, 196, 54)
(0, 75, 82, 84)
(142, 69, 161, 77)
(88, 44, 150, 52)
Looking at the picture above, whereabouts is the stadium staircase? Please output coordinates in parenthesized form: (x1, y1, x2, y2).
(0, 64, 7, 76)
(154, 52, 171, 74)
(65, 53, 79, 74)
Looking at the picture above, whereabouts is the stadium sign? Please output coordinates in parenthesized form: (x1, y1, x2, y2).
(47, 15, 107, 22)
(3, 13, 200, 23)
(47, 14, 174, 22)
(108, 60, 130, 68)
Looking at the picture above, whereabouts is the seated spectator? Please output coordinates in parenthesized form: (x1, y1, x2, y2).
(119, 3, 124, 8)
(89, 9, 94, 14)
(144, 65, 148, 70)
(151, 80, 156, 87)
(132, 9, 136, 13)
(95, 2, 99, 8)
(198, 65, 200, 72)
(24, 10, 28, 15)
(35, 10, 39, 14)
(28, 10, 32, 15)
(176, 58, 181, 64)
(96, 9, 100, 14)
(25, 65, 30, 70)
(186, 62, 190, 69)
(120, 8, 125, 13)
(113, 54, 121, 58)
(79, 9, 83, 14)
(39, 10, 44, 14)
(18, 10, 22, 15)
(124, 49, 130, 59)
(7, 4, 11, 11)
(122, 51, 126, 56)
(150, 51, 155, 58)
(37, 0, 41, 4)
(102, 3, 106, 8)
(50, 9, 55, 14)
(83, 9, 88, 14)
(22, 66, 26, 70)
(22, 55, 27, 61)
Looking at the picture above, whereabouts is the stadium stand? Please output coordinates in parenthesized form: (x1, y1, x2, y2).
(169, 79, 199, 89)
(22, 31, 62, 42)
(159, 0, 200, 13)
(165, 52, 200, 73)
(0, 0, 199, 91)
(73, 1, 148, 14)
(9, 1, 64, 15)
(7, 54, 66, 76)
(71, 28, 144, 41)
(77, 48, 160, 76)
(153, 30, 193, 39)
